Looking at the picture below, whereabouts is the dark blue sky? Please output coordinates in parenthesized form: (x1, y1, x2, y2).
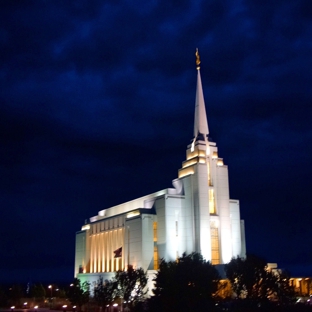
(1, 0, 312, 284)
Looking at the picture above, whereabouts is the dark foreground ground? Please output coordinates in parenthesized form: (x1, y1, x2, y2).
(2, 304, 312, 312)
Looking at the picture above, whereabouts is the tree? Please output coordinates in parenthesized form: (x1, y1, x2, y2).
(30, 284, 46, 303)
(67, 278, 90, 311)
(114, 265, 148, 308)
(93, 277, 116, 311)
(225, 254, 295, 305)
(225, 254, 268, 300)
(152, 252, 221, 312)
(0, 285, 8, 308)
(269, 270, 295, 304)
(8, 284, 24, 306)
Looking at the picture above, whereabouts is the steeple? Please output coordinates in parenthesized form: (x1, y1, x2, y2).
(193, 49, 209, 140)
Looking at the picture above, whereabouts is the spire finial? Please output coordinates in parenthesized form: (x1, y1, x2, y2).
(193, 49, 209, 139)
(195, 48, 201, 70)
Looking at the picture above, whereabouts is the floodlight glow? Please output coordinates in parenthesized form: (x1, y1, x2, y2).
(81, 224, 90, 231)
(206, 146, 210, 155)
(217, 159, 224, 166)
(212, 151, 218, 159)
(126, 211, 140, 219)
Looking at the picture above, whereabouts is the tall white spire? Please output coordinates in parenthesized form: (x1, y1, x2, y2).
(193, 49, 209, 138)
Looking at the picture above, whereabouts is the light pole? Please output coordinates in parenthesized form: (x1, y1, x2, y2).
(48, 285, 52, 308)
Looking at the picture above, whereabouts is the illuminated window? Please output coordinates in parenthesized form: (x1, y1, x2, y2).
(211, 226, 220, 265)
(153, 222, 157, 242)
(209, 189, 216, 214)
(212, 151, 218, 159)
(207, 161, 212, 186)
(153, 222, 159, 269)
(154, 245, 159, 270)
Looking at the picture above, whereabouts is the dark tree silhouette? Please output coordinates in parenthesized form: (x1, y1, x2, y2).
(93, 277, 116, 311)
(0, 285, 8, 307)
(114, 265, 148, 308)
(67, 278, 90, 311)
(152, 252, 220, 312)
(269, 270, 295, 304)
(29, 284, 46, 304)
(8, 284, 24, 306)
(225, 254, 295, 305)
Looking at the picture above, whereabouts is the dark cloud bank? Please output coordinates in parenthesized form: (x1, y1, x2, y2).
(1, 0, 312, 283)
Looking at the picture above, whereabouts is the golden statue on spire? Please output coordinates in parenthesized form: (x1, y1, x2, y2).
(195, 48, 201, 69)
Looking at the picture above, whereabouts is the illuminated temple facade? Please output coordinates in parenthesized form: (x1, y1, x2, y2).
(74, 56, 246, 285)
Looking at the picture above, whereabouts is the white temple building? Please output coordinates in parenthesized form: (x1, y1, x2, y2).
(74, 52, 246, 286)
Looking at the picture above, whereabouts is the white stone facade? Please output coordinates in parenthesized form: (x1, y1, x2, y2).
(74, 64, 246, 290)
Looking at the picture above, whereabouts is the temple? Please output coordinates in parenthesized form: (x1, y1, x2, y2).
(74, 51, 246, 286)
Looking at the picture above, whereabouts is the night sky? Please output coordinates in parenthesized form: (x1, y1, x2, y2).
(1, 0, 312, 284)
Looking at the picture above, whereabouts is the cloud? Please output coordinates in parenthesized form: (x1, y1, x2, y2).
(1, 0, 312, 282)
